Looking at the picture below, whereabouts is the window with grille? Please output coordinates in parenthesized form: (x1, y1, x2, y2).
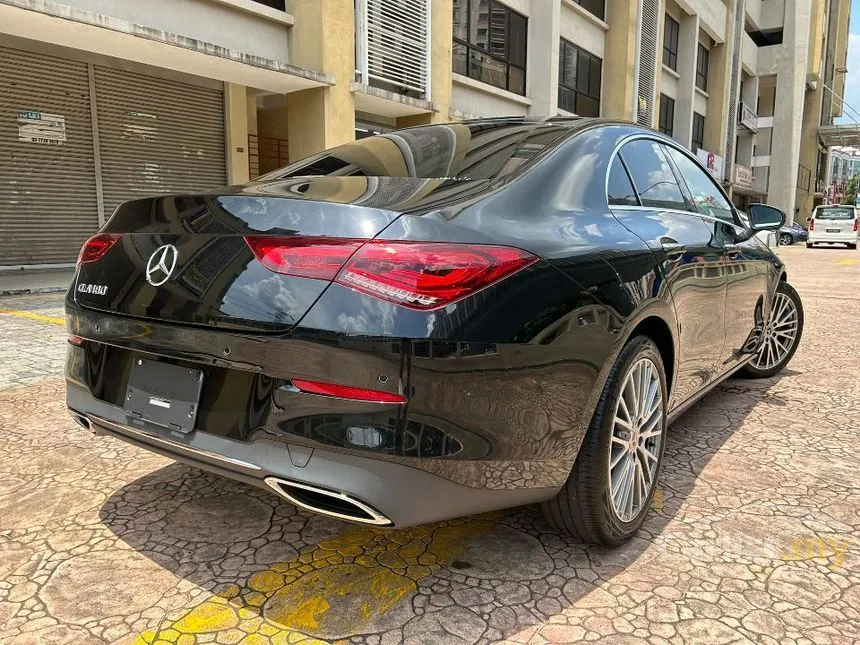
(692, 112, 705, 152)
(558, 39, 602, 117)
(663, 15, 679, 70)
(659, 94, 675, 137)
(696, 44, 710, 92)
(452, 0, 528, 95)
(570, 0, 605, 20)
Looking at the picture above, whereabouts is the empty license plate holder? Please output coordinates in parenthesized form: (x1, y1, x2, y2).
(125, 357, 203, 434)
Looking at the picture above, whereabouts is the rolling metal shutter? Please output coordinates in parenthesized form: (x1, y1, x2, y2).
(93, 66, 226, 217)
(0, 46, 99, 265)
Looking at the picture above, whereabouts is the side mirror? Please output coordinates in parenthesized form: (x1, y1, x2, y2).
(747, 204, 786, 231)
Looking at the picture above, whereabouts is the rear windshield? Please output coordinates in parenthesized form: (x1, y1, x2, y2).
(815, 207, 855, 220)
(257, 122, 572, 181)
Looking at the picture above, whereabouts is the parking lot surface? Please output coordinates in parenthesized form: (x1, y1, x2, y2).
(1, 246, 859, 645)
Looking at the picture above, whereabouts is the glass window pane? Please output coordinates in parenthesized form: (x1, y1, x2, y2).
(453, 41, 468, 75)
(608, 158, 639, 206)
(470, 49, 506, 89)
(508, 12, 527, 67)
(508, 65, 525, 95)
(620, 139, 687, 210)
(453, 0, 469, 41)
(665, 147, 734, 221)
(589, 56, 601, 96)
(489, 3, 508, 58)
(559, 86, 575, 112)
(577, 95, 600, 117)
(562, 43, 577, 89)
(576, 50, 590, 92)
(470, 0, 489, 50)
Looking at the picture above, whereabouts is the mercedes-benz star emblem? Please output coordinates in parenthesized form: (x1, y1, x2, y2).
(145, 244, 179, 287)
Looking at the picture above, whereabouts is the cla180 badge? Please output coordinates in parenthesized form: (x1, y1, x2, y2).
(77, 283, 108, 296)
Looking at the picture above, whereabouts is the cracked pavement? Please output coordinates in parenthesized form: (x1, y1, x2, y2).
(0, 246, 858, 645)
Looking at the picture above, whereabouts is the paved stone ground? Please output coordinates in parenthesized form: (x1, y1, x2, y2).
(1, 247, 859, 645)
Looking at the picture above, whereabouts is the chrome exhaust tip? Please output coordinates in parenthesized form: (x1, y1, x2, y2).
(69, 411, 93, 432)
(263, 477, 392, 526)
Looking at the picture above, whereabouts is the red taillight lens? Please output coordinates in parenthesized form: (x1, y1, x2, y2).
(809, 219, 814, 231)
(335, 241, 537, 310)
(245, 236, 363, 280)
(291, 378, 406, 404)
(68, 335, 85, 346)
(78, 233, 120, 265)
(854, 219, 858, 232)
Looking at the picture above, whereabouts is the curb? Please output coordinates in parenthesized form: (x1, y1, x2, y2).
(0, 286, 69, 297)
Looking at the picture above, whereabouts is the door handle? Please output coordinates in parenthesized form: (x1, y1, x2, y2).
(724, 243, 741, 257)
(660, 237, 686, 259)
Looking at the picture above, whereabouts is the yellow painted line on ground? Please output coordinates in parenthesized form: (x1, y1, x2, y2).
(0, 307, 65, 326)
(134, 514, 502, 645)
(836, 258, 857, 266)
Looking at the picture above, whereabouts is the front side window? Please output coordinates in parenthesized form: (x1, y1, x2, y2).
(619, 139, 687, 211)
(664, 146, 734, 222)
(452, 0, 528, 95)
(696, 44, 710, 91)
(558, 39, 602, 117)
(663, 15, 679, 70)
(659, 94, 675, 137)
(692, 112, 705, 152)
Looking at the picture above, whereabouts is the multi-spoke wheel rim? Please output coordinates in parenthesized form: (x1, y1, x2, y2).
(779, 234, 792, 246)
(752, 292, 799, 370)
(608, 358, 664, 523)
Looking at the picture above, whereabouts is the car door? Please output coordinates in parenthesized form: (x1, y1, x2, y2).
(664, 147, 771, 374)
(608, 138, 727, 406)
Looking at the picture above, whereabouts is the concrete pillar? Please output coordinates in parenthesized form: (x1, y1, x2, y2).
(224, 83, 250, 185)
(428, 0, 453, 123)
(675, 14, 699, 148)
(526, 0, 561, 117)
(287, 0, 356, 161)
(767, 0, 812, 223)
(603, 0, 639, 121)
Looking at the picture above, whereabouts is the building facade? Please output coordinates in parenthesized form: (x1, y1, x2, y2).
(0, 0, 851, 266)
(827, 145, 860, 204)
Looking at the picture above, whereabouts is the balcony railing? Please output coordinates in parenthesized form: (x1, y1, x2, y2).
(738, 101, 758, 133)
(355, 0, 431, 99)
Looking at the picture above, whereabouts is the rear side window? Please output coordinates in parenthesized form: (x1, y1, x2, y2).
(619, 139, 687, 211)
(815, 207, 854, 220)
(607, 158, 639, 206)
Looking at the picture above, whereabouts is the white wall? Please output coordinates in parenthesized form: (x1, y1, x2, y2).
(559, 5, 605, 58)
(452, 79, 531, 118)
(678, 0, 726, 43)
(61, 0, 291, 61)
(694, 89, 707, 114)
(661, 71, 680, 99)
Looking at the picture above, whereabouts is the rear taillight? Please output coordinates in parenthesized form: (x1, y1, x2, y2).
(290, 378, 406, 404)
(809, 219, 815, 231)
(245, 236, 363, 280)
(854, 219, 858, 232)
(245, 237, 537, 310)
(68, 335, 85, 346)
(77, 233, 120, 265)
(336, 241, 536, 310)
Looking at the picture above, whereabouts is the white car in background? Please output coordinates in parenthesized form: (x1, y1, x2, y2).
(807, 205, 859, 249)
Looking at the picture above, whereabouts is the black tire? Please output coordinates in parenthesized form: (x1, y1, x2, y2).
(806, 243, 813, 248)
(740, 282, 804, 379)
(541, 335, 668, 545)
(848, 244, 857, 250)
(779, 233, 794, 246)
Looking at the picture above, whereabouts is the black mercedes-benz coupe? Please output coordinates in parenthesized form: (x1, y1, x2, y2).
(65, 118, 803, 544)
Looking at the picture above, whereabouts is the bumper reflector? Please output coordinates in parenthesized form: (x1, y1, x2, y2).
(290, 378, 406, 404)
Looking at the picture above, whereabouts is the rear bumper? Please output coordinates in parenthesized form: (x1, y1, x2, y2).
(808, 232, 858, 244)
(67, 383, 557, 527)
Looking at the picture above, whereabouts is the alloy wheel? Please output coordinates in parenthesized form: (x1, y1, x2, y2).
(752, 292, 799, 371)
(779, 233, 793, 246)
(608, 358, 664, 523)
